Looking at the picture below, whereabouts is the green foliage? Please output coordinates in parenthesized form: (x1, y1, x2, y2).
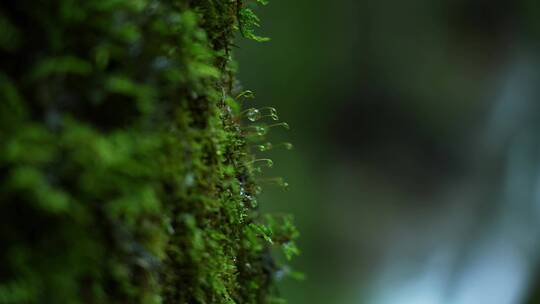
(238, 2, 270, 42)
(0, 1, 298, 303)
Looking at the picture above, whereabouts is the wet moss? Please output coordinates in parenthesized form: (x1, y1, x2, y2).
(0, 1, 297, 303)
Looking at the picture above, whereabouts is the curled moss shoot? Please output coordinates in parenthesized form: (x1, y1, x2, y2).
(236, 90, 255, 100)
(244, 122, 289, 136)
(256, 142, 273, 151)
(260, 107, 278, 119)
(254, 142, 293, 152)
(267, 122, 290, 130)
(243, 125, 268, 136)
(248, 158, 274, 168)
(240, 107, 279, 122)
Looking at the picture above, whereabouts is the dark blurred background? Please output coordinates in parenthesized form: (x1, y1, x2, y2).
(236, 0, 540, 303)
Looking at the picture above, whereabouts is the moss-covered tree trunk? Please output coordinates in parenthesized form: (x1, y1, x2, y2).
(0, 1, 297, 303)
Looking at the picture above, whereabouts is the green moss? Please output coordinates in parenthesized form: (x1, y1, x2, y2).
(0, 1, 298, 303)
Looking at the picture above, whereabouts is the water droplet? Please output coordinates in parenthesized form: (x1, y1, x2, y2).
(246, 108, 261, 122)
(257, 142, 273, 151)
(262, 107, 277, 116)
(244, 125, 268, 136)
(255, 126, 267, 136)
(253, 107, 279, 120)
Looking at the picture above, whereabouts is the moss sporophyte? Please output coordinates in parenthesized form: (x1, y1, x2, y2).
(254, 142, 294, 152)
(0, 0, 299, 303)
(240, 107, 279, 122)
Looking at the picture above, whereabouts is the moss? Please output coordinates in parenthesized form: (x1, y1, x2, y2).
(0, 0, 297, 303)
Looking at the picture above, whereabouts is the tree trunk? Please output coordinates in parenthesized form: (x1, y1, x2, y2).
(0, 1, 296, 303)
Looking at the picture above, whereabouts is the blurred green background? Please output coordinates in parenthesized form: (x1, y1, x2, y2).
(236, 0, 540, 303)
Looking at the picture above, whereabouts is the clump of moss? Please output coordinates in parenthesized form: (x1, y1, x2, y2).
(0, 1, 298, 303)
